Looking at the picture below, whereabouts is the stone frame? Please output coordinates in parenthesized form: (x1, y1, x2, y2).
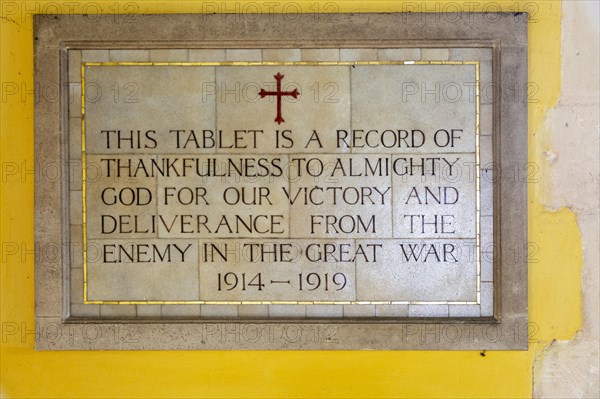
(34, 13, 528, 350)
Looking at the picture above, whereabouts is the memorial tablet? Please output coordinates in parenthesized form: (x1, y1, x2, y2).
(35, 13, 528, 350)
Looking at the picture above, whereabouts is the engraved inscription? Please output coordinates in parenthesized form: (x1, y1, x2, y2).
(81, 62, 482, 309)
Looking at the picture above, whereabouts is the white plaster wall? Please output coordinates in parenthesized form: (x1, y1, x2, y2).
(534, 1, 600, 397)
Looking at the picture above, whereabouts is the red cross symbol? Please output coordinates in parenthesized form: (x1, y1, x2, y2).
(259, 72, 299, 124)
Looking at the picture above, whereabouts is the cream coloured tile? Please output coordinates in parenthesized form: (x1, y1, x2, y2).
(238, 305, 268, 317)
(356, 239, 477, 302)
(351, 64, 477, 154)
(262, 49, 301, 61)
(201, 305, 239, 317)
(480, 103, 493, 136)
(136, 305, 162, 317)
(109, 49, 149, 62)
(306, 305, 343, 317)
(149, 49, 188, 62)
(449, 48, 493, 62)
(70, 190, 82, 224)
(69, 117, 82, 160)
(70, 304, 100, 317)
(215, 65, 351, 154)
(69, 83, 81, 118)
(481, 169, 494, 217)
(480, 61, 494, 104)
(340, 49, 378, 61)
(269, 305, 306, 317)
(161, 305, 201, 317)
(378, 48, 420, 61)
(301, 49, 339, 61)
(70, 267, 84, 303)
(481, 215, 493, 249)
(421, 48, 449, 61)
(70, 224, 83, 269)
(375, 304, 408, 317)
(481, 233, 495, 257)
(225, 49, 261, 61)
(480, 282, 494, 316)
(189, 49, 226, 62)
(68, 50, 81, 83)
(344, 304, 375, 317)
(449, 304, 481, 317)
(84, 65, 216, 154)
(100, 305, 137, 318)
(69, 158, 82, 192)
(481, 249, 494, 282)
(482, 167, 494, 182)
(408, 304, 448, 317)
(81, 50, 109, 62)
(86, 238, 199, 301)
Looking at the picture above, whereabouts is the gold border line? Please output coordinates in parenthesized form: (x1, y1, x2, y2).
(82, 61, 479, 67)
(80, 60, 481, 306)
(475, 62, 481, 304)
(81, 62, 88, 303)
(83, 300, 480, 305)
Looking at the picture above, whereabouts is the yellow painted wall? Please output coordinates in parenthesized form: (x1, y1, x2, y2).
(0, 1, 581, 397)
